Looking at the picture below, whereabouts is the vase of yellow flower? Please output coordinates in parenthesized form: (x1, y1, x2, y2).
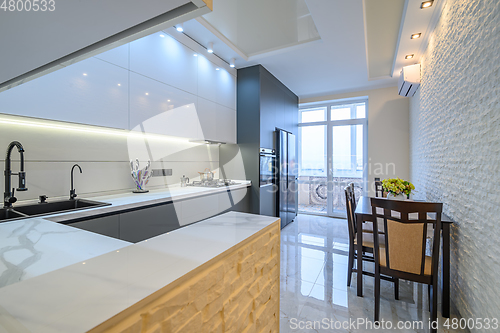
(382, 178, 415, 200)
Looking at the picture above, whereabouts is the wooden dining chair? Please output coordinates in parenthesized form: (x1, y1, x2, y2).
(345, 186, 395, 291)
(347, 182, 381, 236)
(370, 198, 442, 332)
(374, 178, 384, 197)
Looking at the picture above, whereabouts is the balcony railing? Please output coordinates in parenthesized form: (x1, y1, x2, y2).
(298, 176, 363, 215)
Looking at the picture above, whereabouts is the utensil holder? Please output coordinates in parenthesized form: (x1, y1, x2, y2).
(130, 159, 152, 193)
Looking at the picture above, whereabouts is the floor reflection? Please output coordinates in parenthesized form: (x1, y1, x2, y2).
(280, 214, 465, 333)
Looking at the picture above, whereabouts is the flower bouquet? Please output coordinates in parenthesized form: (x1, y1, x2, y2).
(382, 178, 415, 200)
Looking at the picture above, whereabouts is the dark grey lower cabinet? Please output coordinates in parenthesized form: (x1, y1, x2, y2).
(218, 188, 251, 214)
(69, 215, 120, 239)
(259, 184, 276, 217)
(119, 203, 180, 243)
(66, 188, 250, 243)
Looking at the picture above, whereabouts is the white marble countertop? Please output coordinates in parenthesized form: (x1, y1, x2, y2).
(0, 211, 279, 333)
(0, 218, 131, 289)
(45, 181, 252, 222)
(0, 181, 251, 291)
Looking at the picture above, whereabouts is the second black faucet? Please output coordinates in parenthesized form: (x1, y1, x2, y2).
(70, 164, 82, 200)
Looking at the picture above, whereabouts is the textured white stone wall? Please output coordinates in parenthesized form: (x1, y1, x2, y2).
(409, 0, 500, 326)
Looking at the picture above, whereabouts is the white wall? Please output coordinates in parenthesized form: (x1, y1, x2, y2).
(409, 0, 500, 325)
(300, 86, 410, 196)
(0, 30, 236, 202)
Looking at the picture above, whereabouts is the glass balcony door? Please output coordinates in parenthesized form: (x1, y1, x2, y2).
(298, 101, 367, 218)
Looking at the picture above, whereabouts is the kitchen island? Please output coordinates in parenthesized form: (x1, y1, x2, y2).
(0, 211, 280, 333)
(0, 181, 252, 288)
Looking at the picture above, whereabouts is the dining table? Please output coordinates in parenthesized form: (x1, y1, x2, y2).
(354, 196, 453, 318)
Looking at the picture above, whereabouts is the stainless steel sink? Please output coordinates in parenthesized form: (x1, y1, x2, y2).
(0, 199, 110, 222)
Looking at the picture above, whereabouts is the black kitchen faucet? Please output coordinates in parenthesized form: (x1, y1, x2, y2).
(4, 141, 27, 208)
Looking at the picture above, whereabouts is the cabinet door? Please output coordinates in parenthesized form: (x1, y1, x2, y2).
(94, 43, 130, 69)
(0, 57, 129, 129)
(197, 55, 218, 103)
(216, 69, 237, 110)
(259, 184, 277, 216)
(120, 204, 180, 243)
(284, 92, 298, 134)
(259, 76, 276, 148)
(230, 188, 251, 213)
(129, 72, 201, 139)
(197, 97, 217, 141)
(69, 215, 120, 239)
(179, 194, 219, 226)
(130, 34, 198, 95)
(216, 104, 237, 144)
(219, 188, 251, 214)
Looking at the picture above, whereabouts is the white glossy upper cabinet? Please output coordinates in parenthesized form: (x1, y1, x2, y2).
(129, 72, 201, 139)
(94, 43, 130, 69)
(197, 97, 217, 141)
(197, 55, 218, 102)
(0, 57, 128, 129)
(216, 68, 236, 110)
(0, 0, 211, 90)
(216, 104, 237, 144)
(198, 54, 236, 110)
(130, 34, 198, 95)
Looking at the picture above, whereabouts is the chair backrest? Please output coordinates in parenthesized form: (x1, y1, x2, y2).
(344, 185, 357, 241)
(370, 198, 442, 278)
(374, 178, 384, 197)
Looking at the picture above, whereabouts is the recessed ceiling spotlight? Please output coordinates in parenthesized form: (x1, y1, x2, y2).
(420, 1, 433, 9)
(159, 34, 165, 38)
(405, 54, 414, 59)
(207, 42, 213, 53)
(176, 23, 184, 32)
(145, 92, 149, 95)
(411, 33, 422, 39)
(216, 68, 220, 71)
(117, 83, 121, 86)
(83, 73, 87, 76)
(193, 54, 198, 57)
(167, 99, 171, 102)
(230, 58, 235, 68)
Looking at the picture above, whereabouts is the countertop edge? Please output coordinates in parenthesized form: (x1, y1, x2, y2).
(45, 182, 252, 223)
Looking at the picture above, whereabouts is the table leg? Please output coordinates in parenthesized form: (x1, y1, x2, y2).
(442, 223, 450, 318)
(357, 215, 363, 297)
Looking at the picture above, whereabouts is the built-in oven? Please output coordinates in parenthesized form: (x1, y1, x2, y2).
(259, 148, 276, 187)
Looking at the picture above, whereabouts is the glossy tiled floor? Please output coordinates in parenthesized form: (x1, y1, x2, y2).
(280, 214, 465, 333)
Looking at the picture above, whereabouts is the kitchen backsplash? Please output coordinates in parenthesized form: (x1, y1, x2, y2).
(0, 115, 220, 202)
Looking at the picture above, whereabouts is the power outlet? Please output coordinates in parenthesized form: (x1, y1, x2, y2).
(152, 169, 172, 177)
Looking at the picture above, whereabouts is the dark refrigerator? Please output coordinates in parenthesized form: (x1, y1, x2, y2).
(277, 129, 298, 229)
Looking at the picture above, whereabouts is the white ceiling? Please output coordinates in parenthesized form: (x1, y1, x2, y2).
(181, 0, 400, 99)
